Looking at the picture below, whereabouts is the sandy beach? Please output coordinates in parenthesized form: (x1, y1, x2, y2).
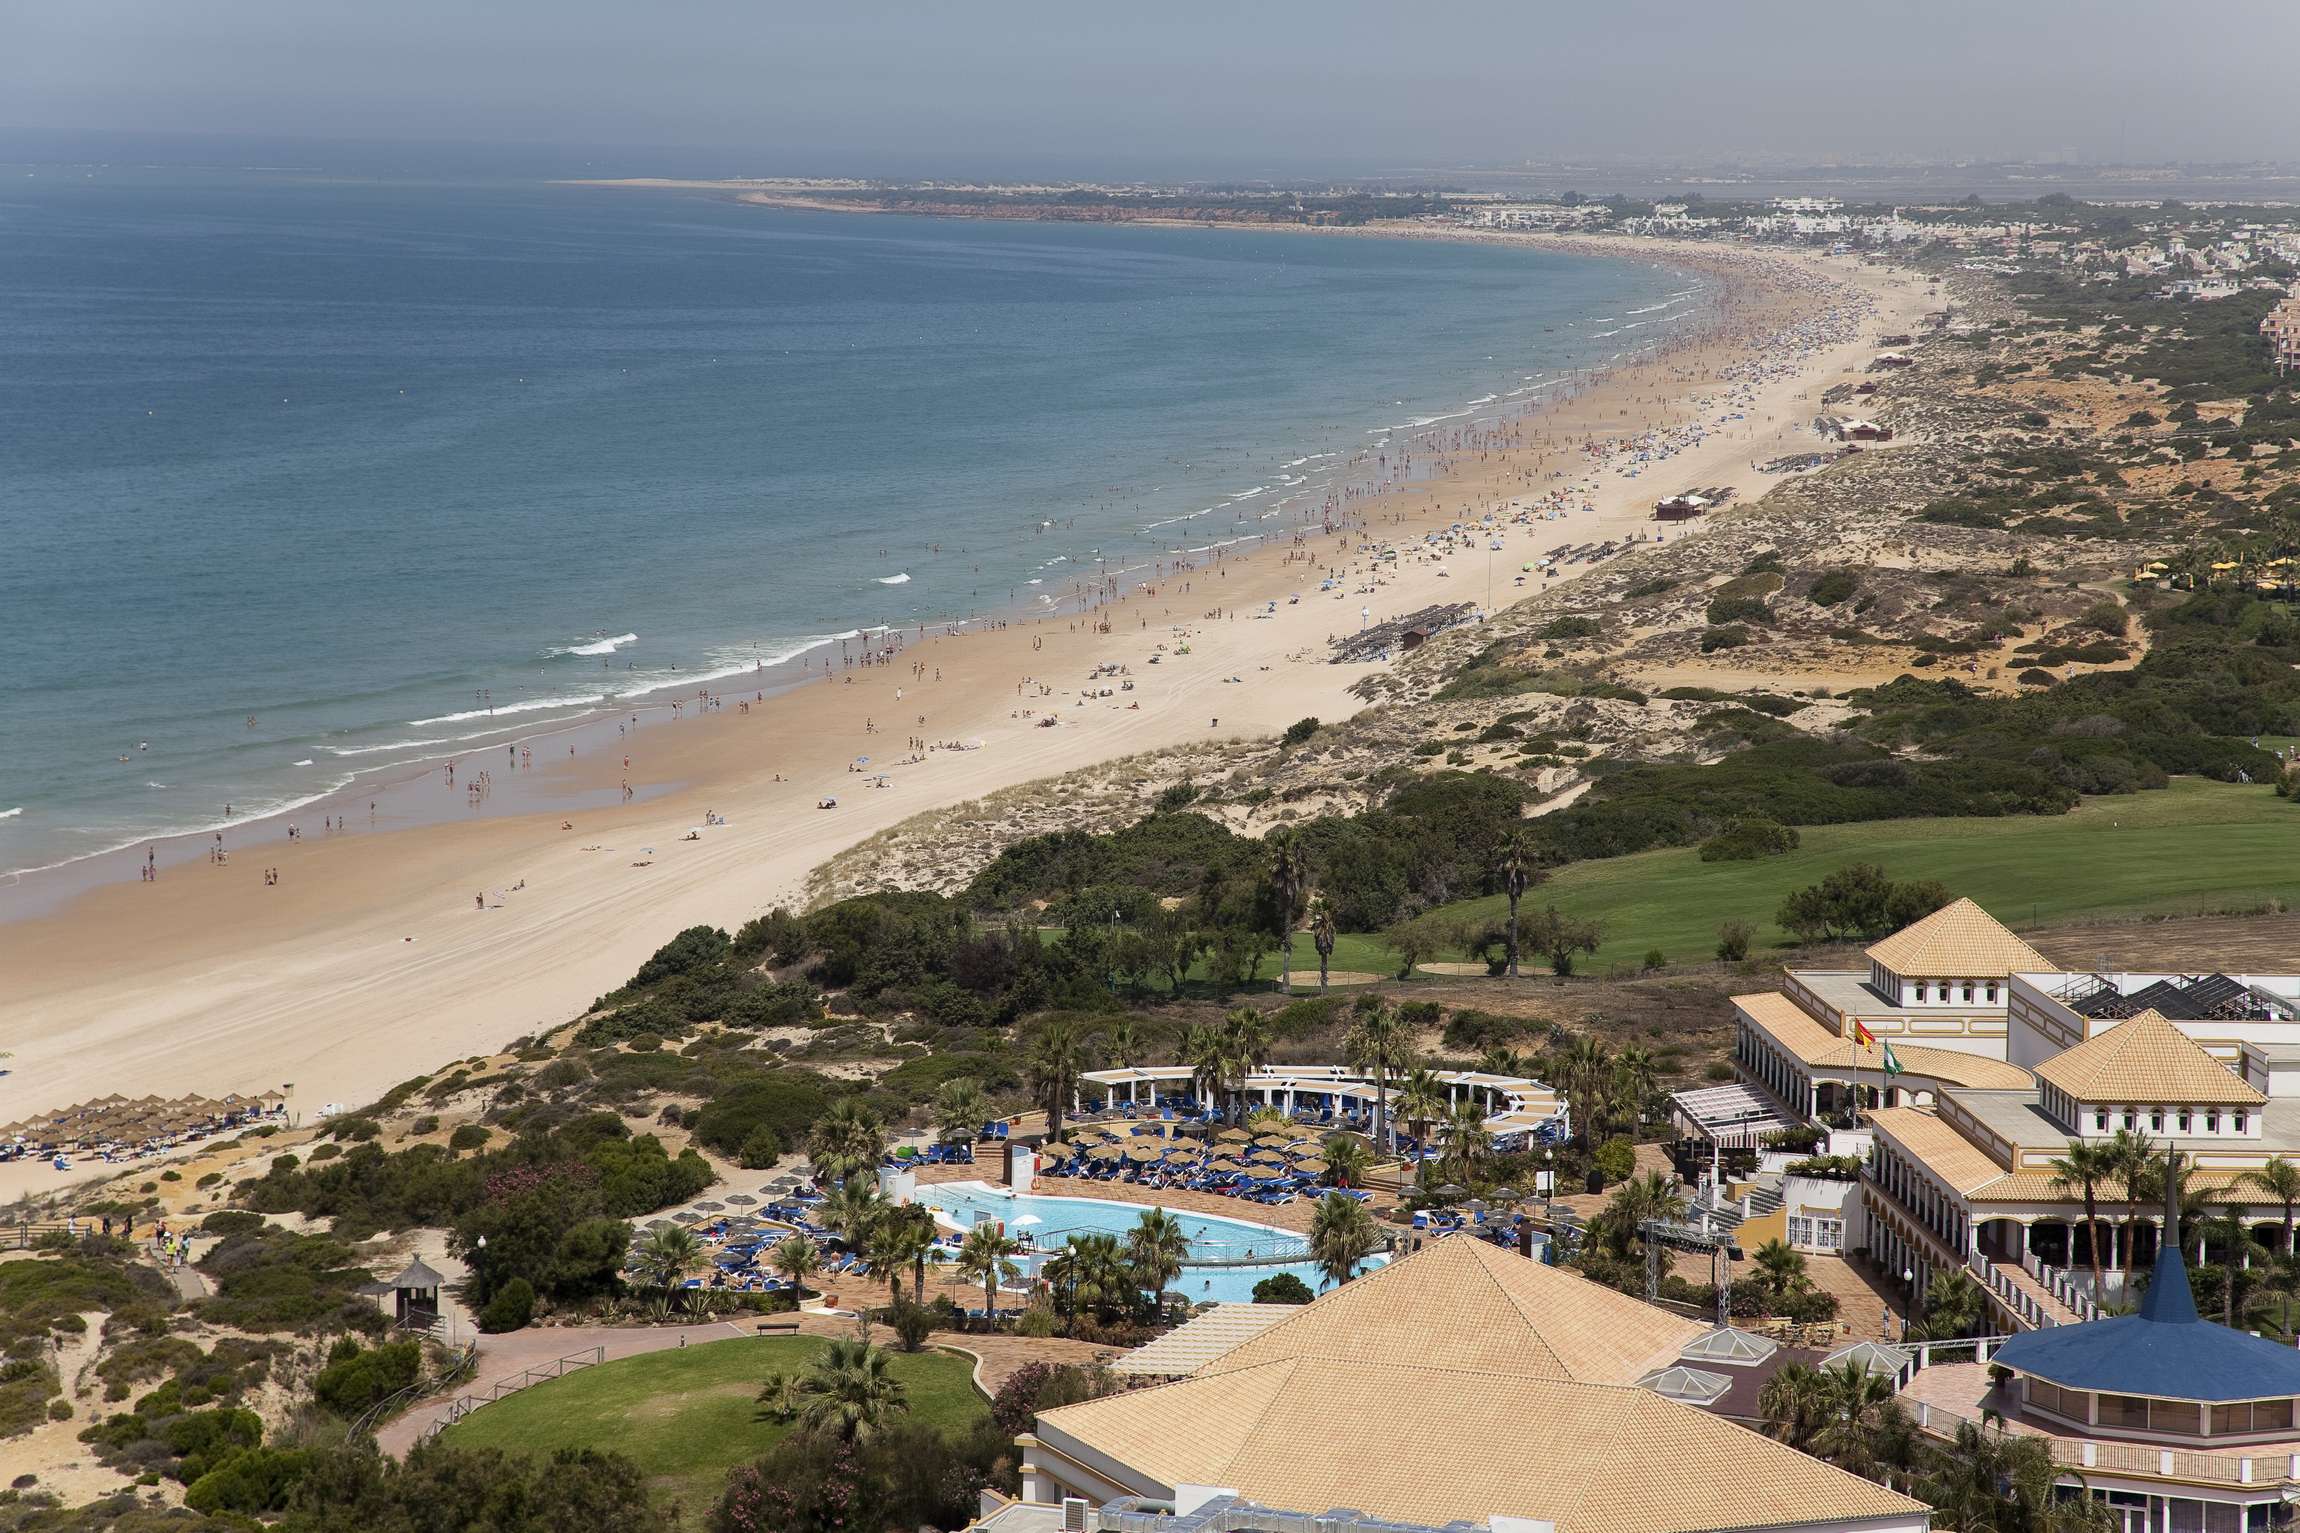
(0, 232, 1933, 1202)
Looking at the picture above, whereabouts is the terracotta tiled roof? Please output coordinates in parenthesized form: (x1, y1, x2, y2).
(1194, 1229, 1702, 1384)
(1866, 1106, 2013, 1196)
(1863, 898, 2051, 978)
(1110, 1304, 1294, 1377)
(1736, 993, 2034, 1089)
(1035, 1357, 1925, 1533)
(2035, 1009, 2264, 1107)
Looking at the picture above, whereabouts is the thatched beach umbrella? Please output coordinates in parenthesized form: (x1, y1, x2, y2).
(1123, 1143, 1163, 1163)
(1086, 1144, 1124, 1162)
(1216, 1127, 1251, 1142)
(1296, 1158, 1331, 1176)
(692, 1201, 726, 1213)
(672, 1210, 703, 1223)
(1207, 1159, 1246, 1176)
(724, 1193, 757, 1206)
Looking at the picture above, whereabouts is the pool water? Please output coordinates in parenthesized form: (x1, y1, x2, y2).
(917, 1180, 1383, 1305)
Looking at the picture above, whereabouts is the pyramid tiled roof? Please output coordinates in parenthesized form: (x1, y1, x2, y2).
(2035, 1009, 2263, 1107)
(1863, 897, 2050, 977)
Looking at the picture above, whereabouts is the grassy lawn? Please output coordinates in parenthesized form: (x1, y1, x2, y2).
(1443, 779, 2300, 972)
(436, 1336, 985, 1524)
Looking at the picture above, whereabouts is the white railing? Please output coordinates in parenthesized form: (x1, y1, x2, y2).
(414, 1346, 606, 1445)
(1971, 1252, 2049, 1329)
(1891, 1334, 2009, 1393)
(2021, 1249, 2100, 1322)
(1909, 1397, 2300, 1488)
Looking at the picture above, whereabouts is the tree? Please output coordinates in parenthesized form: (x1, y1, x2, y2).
(1046, 1231, 1136, 1322)
(1308, 1192, 1381, 1289)
(808, 1099, 886, 1186)
(633, 1225, 703, 1300)
(280, 1441, 675, 1533)
(1395, 1067, 1447, 1151)
(770, 1234, 822, 1299)
(1320, 1132, 1371, 1188)
(1251, 1272, 1313, 1304)
(1752, 1238, 1810, 1300)
(1919, 1419, 2113, 1533)
(1266, 830, 1310, 992)
(1438, 1098, 1493, 1187)
(1560, 1034, 1613, 1146)
(1716, 919, 1754, 963)
(1308, 899, 1337, 993)
(1496, 828, 1538, 979)
(1775, 864, 1950, 944)
(1759, 1361, 1829, 1451)
(1025, 1017, 1098, 1145)
(2103, 1128, 2157, 1276)
(1522, 905, 1600, 977)
(824, 1179, 885, 1248)
(791, 1338, 910, 1444)
(871, 1204, 939, 1307)
(1594, 1171, 1682, 1259)
(1107, 1019, 1146, 1069)
(931, 1078, 991, 1145)
(956, 1224, 1019, 1320)
(1613, 1044, 1659, 1129)
(1344, 1003, 1412, 1153)
(2242, 1155, 2300, 1256)
(1912, 1267, 1986, 1341)
(2048, 1140, 2115, 1297)
(1180, 1022, 1233, 1121)
(1126, 1209, 1190, 1307)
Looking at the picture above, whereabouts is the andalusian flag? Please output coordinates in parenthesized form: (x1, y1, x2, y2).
(1882, 1042, 1905, 1078)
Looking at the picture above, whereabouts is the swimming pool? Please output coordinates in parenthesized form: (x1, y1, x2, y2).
(917, 1180, 1384, 1305)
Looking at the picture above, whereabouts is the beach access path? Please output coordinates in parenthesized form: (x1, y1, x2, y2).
(0, 240, 1935, 1202)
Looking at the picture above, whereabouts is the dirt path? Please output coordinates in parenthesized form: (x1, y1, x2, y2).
(0, 1311, 128, 1506)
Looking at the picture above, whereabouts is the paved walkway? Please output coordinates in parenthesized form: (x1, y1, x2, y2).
(374, 1314, 1107, 1458)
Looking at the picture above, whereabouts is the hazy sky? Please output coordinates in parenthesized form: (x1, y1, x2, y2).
(7, 0, 2299, 177)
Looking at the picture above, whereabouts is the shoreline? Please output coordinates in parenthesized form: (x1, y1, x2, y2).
(0, 229, 1931, 1201)
(0, 221, 1701, 907)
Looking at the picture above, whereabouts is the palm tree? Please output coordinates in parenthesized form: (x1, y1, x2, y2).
(1806, 1361, 1906, 1484)
(1497, 828, 1536, 979)
(1919, 1420, 2113, 1533)
(1759, 1361, 1829, 1451)
(1308, 1191, 1381, 1289)
(870, 1203, 939, 1307)
(1319, 1132, 1371, 1189)
(1344, 1003, 1411, 1153)
(956, 1223, 1020, 1321)
(1394, 1067, 1447, 1152)
(2201, 1203, 2273, 1327)
(791, 1337, 909, 1444)
(1222, 1008, 1273, 1116)
(770, 1233, 822, 1300)
(633, 1224, 703, 1299)
(1180, 1021, 1233, 1121)
(1595, 1171, 1683, 1259)
(1476, 1047, 1528, 1077)
(2048, 1140, 2115, 1297)
(1045, 1232, 1135, 1322)
(1561, 1034, 1613, 1147)
(2104, 1127, 2156, 1276)
(1308, 900, 1337, 992)
(2243, 1156, 2300, 1256)
(1107, 1019, 1145, 1069)
(1439, 1098, 1494, 1187)
(824, 1178, 885, 1248)
(809, 1099, 886, 1186)
(1912, 1268, 1986, 1341)
(1266, 830, 1310, 992)
(1612, 1044, 1660, 1131)
(1025, 1017, 1099, 1144)
(932, 1078, 991, 1145)
(1752, 1238, 1811, 1301)
(1126, 1209, 1190, 1309)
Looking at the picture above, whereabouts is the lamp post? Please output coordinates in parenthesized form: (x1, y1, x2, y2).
(474, 1234, 488, 1302)
(1901, 1265, 1915, 1339)
(1544, 1146, 1556, 1227)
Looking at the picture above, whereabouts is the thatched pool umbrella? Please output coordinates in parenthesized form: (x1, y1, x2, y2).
(672, 1210, 703, 1223)
(1216, 1127, 1251, 1142)
(692, 1201, 726, 1213)
(1252, 1134, 1290, 1148)
(1129, 1122, 1166, 1136)
(1086, 1144, 1125, 1162)
(1123, 1143, 1164, 1163)
(1296, 1158, 1331, 1176)
(1207, 1159, 1247, 1175)
(724, 1193, 757, 1206)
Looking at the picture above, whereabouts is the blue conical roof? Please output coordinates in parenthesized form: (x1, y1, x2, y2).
(1994, 1242, 2300, 1403)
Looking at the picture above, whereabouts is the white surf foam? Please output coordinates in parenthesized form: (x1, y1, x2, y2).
(409, 694, 609, 727)
(556, 631, 637, 657)
(877, 572, 911, 585)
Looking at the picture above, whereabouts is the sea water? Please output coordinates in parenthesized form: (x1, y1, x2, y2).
(0, 168, 1698, 876)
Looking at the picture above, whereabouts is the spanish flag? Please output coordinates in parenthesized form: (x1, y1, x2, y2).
(1853, 1020, 1878, 1047)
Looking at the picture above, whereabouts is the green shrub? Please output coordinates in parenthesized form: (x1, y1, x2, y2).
(1698, 817, 1801, 862)
(1280, 717, 1321, 747)
(1251, 1273, 1314, 1304)
(184, 1444, 313, 1514)
(1539, 616, 1602, 641)
(448, 1124, 491, 1154)
(1808, 570, 1860, 607)
(1699, 625, 1750, 653)
(478, 1277, 535, 1334)
(312, 1340, 421, 1418)
(1592, 1137, 1637, 1185)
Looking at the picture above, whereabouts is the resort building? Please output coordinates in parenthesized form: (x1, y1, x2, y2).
(988, 1237, 1930, 1533)
(1073, 1062, 1567, 1145)
(1897, 1164, 2300, 1533)
(2263, 292, 2300, 374)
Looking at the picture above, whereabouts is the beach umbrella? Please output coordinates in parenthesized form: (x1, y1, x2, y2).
(692, 1201, 726, 1213)
(1012, 1215, 1043, 1229)
(1296, 1158, 1331, 1176)
(1087, 1144, 1124, 1162)
(1123, 1143, 1163, 1163)
(1252, 1134, 1290, 1148)
(1207, 1159, 1246, 1175)
(1129, 1122, 1165, 1136)
(1432, 1184, 1470, 1203)
(645, 1219, 676, 1231)
(672, 1211, 703, 1223)
(1490, 1186, 1523, 1205)
(1216, 1127, 1251, 1142)
(724, 1193, 757, 1206)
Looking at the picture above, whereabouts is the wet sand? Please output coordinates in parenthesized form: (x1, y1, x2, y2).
(0, 236, 1933, 1201)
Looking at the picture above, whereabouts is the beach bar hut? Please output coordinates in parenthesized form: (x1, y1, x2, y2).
(382, 1256, 446, 1329)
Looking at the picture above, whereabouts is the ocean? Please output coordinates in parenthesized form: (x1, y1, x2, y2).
(0, 170, 1700, 877)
